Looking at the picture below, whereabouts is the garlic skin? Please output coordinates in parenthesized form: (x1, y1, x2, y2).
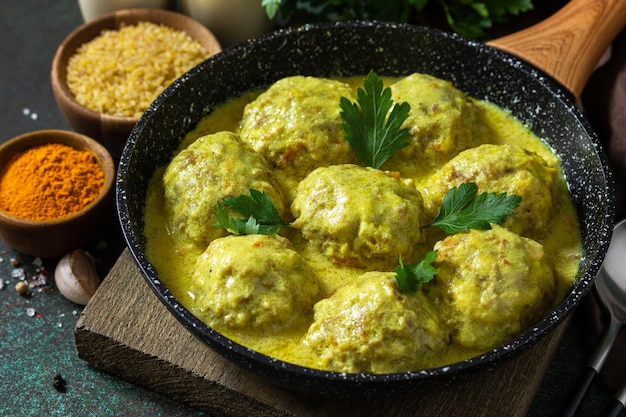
(55, 249, 101, 305)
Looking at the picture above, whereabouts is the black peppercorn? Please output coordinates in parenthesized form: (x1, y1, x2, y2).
(52, 373, 66, 393)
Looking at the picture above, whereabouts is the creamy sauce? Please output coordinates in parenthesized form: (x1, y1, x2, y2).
(143, 75, 581, 372)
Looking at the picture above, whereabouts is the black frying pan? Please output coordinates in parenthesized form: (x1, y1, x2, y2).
(117, 0, 623, 396)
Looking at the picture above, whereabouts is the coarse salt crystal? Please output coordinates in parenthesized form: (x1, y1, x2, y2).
(11, 268, 25, 280)
(26, 307, 36, 317)
(30, 273, 47, 287)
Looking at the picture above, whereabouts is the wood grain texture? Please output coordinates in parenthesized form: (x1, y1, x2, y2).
(75, 248, 570, 417)
(488, 0, 626, 99)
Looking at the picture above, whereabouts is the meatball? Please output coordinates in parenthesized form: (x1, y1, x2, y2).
(162, 131, 286, 248)
(291, 164, 426, 270)
(424, 144, 559, 240)
(189, 234, 321, 333)
(383, 73, 485, 179)
(304, 272, 448, 373)
(429, 225, 556, 350)
(239, 76, 357, 193)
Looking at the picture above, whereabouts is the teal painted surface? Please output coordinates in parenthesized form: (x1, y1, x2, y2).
(0, 1, 618, 416)
(0, 244, 205, 416)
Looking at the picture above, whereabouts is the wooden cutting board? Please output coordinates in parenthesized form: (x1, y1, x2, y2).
(74, 248, 569, 417)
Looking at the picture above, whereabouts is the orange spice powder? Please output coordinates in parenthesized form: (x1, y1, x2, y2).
(0, 143, 105, 221)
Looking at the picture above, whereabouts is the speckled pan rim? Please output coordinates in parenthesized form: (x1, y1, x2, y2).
(116, 21, 616, 395)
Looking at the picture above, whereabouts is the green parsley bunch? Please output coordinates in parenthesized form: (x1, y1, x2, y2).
(262, 0, 534, 39)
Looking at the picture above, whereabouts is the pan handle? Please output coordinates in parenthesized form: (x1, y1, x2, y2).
(487, 0, 626, 99)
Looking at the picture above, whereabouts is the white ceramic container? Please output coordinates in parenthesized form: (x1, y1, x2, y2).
(180, 0, 273, 46)
(77, 0, 173, 22)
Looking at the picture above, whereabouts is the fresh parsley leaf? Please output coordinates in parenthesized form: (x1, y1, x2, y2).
(340, 71, 411, 169)
(214, 189, 290, 235)
(428, 182, 522, 233)
(268, 0, 534, 40)
(395, 251, 438, 294)
(261, 0, 282, 20)
(215, 202, 269, 235)
(409, 0, 429, 10)
(439, 0, 534, 38)
(222, 189, 287, 226)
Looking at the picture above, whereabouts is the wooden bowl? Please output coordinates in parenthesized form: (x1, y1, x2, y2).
(0, 130, 115, 258)
(51, 8, 222, 157)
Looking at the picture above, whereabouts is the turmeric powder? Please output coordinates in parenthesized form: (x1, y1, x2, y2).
(0, 143, 105, 221)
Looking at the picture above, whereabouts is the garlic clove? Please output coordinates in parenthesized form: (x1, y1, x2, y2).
(54, 249, 100, 305)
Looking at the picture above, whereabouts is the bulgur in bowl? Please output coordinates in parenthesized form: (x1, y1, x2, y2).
(51, 8, 221, 157)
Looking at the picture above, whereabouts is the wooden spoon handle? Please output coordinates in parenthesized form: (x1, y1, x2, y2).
(488, 0, 626, 99)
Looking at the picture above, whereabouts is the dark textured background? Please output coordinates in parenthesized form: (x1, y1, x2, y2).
(0, 1, 620, 415)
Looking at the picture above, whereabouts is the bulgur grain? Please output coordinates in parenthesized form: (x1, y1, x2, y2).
(66, 22, 210, 118)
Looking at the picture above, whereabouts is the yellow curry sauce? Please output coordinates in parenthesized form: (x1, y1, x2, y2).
(143, 74, 581, 373)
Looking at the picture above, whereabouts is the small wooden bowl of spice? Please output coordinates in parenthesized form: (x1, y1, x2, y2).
(50, 8, 222, 157)
(0, 130, 115, 258)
